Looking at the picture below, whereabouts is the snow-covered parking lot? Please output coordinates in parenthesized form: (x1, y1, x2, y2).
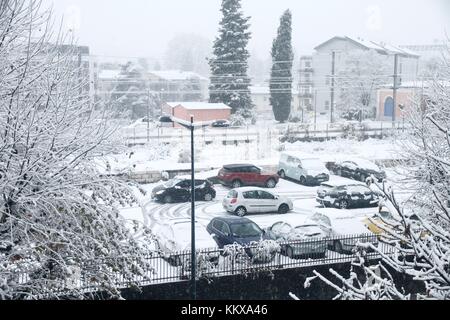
(120, 168, 414, 245)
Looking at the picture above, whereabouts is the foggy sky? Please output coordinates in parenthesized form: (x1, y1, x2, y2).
(42, 0, 450, 61)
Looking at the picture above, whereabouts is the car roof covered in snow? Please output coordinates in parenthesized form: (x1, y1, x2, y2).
(212, 216, 256, 225)
(337, 158, 381, 171)
(223, 164, 255, 169)
(320, 177, 367, 188)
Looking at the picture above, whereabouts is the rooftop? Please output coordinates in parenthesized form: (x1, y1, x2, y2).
(149, 70, 208, 81)
(166, 102, 232, 110)
(315, 36, 420, 58)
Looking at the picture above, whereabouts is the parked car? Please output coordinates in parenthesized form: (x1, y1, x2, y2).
(222, 187, 293, 216)
(329, 158, 386, 183)
(266, 219, 328, 259)
(278, 152, 330, 186)
(218, 164, 279, 189)
(153, 218, 219, 266)
(211, 119, 231, 128)
(316, 179, 381, 209)
(206, 216, 272, 247)
(364, 206, 429, 241)
(151, 178, 216, 203)
(309, 210, 378, 254)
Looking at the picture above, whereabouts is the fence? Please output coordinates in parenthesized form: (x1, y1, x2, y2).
(27, 233, 397, 298)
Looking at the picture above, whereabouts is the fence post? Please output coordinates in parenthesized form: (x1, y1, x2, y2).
(326, 123, 329, 141)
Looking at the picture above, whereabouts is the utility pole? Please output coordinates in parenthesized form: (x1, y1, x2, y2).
(147, 82, 150, 143)
(314, 90, 317, 131)
(190, 115, 196, 301)
(330, 51, 336, 124)
(392, 54, 399, 125)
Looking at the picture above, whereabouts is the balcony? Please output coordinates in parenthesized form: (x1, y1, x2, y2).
(299, 67, 314, 73)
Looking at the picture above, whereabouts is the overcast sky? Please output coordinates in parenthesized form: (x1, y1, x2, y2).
(43, 0, 450, 61)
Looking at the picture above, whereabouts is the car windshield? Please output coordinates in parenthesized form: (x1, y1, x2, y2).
(302, 159, 325, 170)
(230, 223, 263, 238)
(164, 179, 181, 188)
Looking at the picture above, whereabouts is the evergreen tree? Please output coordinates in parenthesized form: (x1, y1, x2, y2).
(270, 10, 294, 123)
(209, 0, 253, 116)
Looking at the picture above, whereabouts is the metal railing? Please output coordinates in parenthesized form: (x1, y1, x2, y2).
(21, 233, 396, 298)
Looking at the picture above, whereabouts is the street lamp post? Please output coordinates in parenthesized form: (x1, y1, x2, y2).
(159, 115, 213, 300)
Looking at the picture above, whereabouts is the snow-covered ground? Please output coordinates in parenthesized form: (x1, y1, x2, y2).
(120, 168, 413, 246)
(101, 136, 404, 175)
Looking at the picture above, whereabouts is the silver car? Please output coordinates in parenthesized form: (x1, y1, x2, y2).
(267, 221, 328, 259)
(222, 187, 293, 217)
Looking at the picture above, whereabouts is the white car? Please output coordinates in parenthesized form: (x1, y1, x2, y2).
(308, 210, 378, 254)
(153, 218, 218, 266)
(223, 187, 294, 217)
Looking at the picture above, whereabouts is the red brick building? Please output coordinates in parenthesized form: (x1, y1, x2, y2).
(162, 102, 232, 127)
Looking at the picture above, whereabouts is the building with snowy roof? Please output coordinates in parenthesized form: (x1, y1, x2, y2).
(311, 36, 420, 117)
(147, 70, 209, 103)
(162, 102, 232, 128)
(376, 80, 450, 121)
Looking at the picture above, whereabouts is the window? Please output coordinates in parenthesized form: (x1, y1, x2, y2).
(305, 61, 311, 68)
(249, 166, 261, 173)
(258, 191, 275, 200)
(243, 191, 259, 199)
(177, 180, 191, 188)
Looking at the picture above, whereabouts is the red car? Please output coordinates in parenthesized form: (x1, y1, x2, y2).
(218, 164, 279, 189)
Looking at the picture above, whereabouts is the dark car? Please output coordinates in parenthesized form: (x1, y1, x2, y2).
(206, 216, 272, 249)
(329, 158, 386, 183)
(316, 180, 381, 209)
(211, 119, 230, 128)
(151, 178, 216, 203)
(218, 164, 279, 189)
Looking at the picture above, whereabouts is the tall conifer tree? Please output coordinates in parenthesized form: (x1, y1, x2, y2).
(209, 0, 253, 116)
(270, 10, 294, 122)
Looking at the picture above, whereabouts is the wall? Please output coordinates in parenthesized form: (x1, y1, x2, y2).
(377, 88, 417, 121)
(172, 106, 231, 128)
(118, 260, 425, 300)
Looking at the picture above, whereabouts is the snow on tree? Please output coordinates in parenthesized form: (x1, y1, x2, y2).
(110, 62, 149, 120)
(308, 42, 450, 299)
(209, 0, 253, 116)
(0, 0, 155, 299)
(335, 50, 390, 122)
(270, 10, 294, 123)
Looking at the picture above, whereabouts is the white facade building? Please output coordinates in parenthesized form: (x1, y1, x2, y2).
(312, 36, 420, 116)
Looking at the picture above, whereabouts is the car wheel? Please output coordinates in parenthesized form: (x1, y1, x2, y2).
(203, 193, 213, 201)
(279, 170, 286, 179)
(334, 241, 344, 254)
(278, 204, 290, 214)
(338, 199, 349, 209)
(299, 176, 307, 185)
(163, 195, 173, 204)
(266, 179, 276, 188)
(232, 180, 242, 188)
(235, 206, 247, 217)
(286, 246, 295, 259)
